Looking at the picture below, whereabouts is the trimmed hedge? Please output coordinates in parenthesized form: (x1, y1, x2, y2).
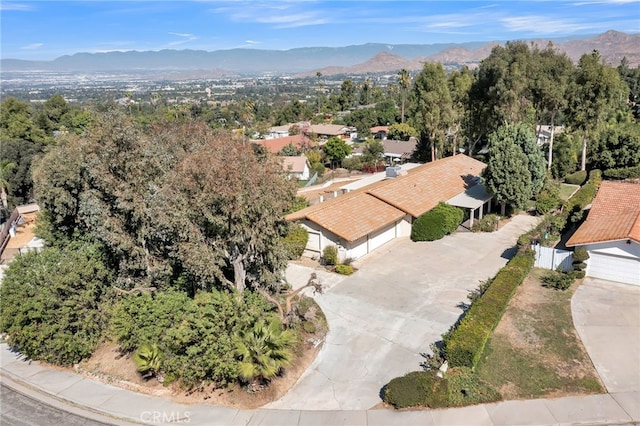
(443, 250, 535, 369)
(322, 245, 339, 266)
(383, 371, 447, 409)
(411, 202, 464, 242)
(603, 165, 640, 180)
(564, 170, 587, 185)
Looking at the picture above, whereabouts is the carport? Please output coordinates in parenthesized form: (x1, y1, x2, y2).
(447, 182, 493, 228)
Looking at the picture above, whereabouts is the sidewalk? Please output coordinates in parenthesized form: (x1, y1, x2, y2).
(1, 344, 638, 425)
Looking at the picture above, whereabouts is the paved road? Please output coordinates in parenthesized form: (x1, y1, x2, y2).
(1, 384, 111, 426)
(267, 214, 539, 410)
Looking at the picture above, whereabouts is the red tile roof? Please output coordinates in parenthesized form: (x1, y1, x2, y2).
(287, 155, 486, 242)
(368, 155, 486, 218)
(254, 135, 314, 154)
(566, 181, 640, 246)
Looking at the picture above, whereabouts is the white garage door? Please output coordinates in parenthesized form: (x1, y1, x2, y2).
(587, 252, 640, 286)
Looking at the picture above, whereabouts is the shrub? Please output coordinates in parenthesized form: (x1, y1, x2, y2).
(541, 270, 574, 290)
(444, 250, 534, 369)
(384, 371, 444, 409)
(342, 156, 364, 171)
(565, 170, 587, 185)
(310, 162, 325, 178)
(411, 202, 464, 242)
(573, 247, 590, 262)
(322, 245, 339, 266)
(0, 242, 111, 366)
(471, 214, 500, 232)
(111, 289, 275, 388)
(573, 270, 586, 279)
(535, 192, 561, 215)
(335, 264, 354, 275)
(282, 224, 308, 259)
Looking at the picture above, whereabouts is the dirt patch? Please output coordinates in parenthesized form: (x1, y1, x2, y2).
(75, 327, 326, 409)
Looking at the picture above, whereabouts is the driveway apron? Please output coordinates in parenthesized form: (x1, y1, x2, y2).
(267, 214, 539, 410)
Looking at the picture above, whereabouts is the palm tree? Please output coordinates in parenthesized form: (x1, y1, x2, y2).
(398, 69, 411, 123)
(132, 343, 163, 378)
(0, 160, 16, 210)
(234, 317, 295, 388)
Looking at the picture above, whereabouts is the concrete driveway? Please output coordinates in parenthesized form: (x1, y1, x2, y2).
(572, 278, 640, 393)
(267, 214, 539, 410)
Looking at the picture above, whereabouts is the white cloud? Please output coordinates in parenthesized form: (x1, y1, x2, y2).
(501, 15, 593, 33)
(167, 32, 198, 46)
(21, 43, 44, 50)
(244, 40, 260, 45)
(168, 32, 195, 38)
(0, 2, 34, 11)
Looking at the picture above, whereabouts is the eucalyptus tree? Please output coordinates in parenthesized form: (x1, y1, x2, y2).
(566, 50, 628, 170)
(530, 45, 574, 170)
(398, 69, 411, 123)
(409, 62, 453, 161)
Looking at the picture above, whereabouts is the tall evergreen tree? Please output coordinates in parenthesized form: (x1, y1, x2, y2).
(482, 125, 533, 214)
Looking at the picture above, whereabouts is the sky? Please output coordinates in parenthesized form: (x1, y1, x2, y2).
(1, 0, 639, 61)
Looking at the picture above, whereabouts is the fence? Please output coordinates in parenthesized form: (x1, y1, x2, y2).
(531, 244, 573, 272)
(0, 208, 20, 261)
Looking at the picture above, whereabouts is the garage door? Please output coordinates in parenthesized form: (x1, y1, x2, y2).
(587, 252, 640, 286)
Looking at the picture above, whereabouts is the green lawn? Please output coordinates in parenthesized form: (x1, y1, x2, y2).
(475, 268, 604, 399)
(559, 183, 580, 201)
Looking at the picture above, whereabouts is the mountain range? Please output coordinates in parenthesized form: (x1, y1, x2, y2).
(2, 30, 638, 78)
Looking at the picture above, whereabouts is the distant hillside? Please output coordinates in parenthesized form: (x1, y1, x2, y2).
(1, 31, 637, 77)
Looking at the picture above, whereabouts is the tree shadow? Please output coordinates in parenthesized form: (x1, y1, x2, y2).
(501, 246, 517, 260)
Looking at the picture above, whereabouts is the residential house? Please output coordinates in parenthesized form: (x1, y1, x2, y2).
(253, 134, 314, 154)
(566, 181, 640, 285)
(371, 126, 389, 139)
(281, 156, 311, 181)
(354, 138, 419, 165)
(309, 124, 357, 143)
(287, 155, 492, 260)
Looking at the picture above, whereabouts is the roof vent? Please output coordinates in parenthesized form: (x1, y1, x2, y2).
(386, 166, 402, 178)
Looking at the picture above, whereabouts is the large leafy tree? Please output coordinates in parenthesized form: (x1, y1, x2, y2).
(566, 51, 628, 171)
(589, 123, 640, 171)
(482, 125, 533, 214)
(156, 134, 297, 293)
(468, 42, 536, 146)
(34, 109, 296, 293)
(409, 62, 453, 161)
(322, 136, 351, 167)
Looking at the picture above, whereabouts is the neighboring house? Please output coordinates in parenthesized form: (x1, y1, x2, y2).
(281, 156, 311, 181)
(264, 125, 291, 139)
(309, 124, 356, 142)
(287, 155, 492, 260)
(351, 138, 418, 165)
(253, 134, 314, 154)
(535, 125, 564, 146)
(370, 126, 389, 139)
(566, 181, 640, 285)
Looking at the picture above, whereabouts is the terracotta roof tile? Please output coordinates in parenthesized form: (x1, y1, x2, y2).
(566, 181, 640, 246)
(367, 155, 486, 218)
(305, 192, 406, 242)
(287, 155, 486, 241)
(254, 135, 313, 154)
